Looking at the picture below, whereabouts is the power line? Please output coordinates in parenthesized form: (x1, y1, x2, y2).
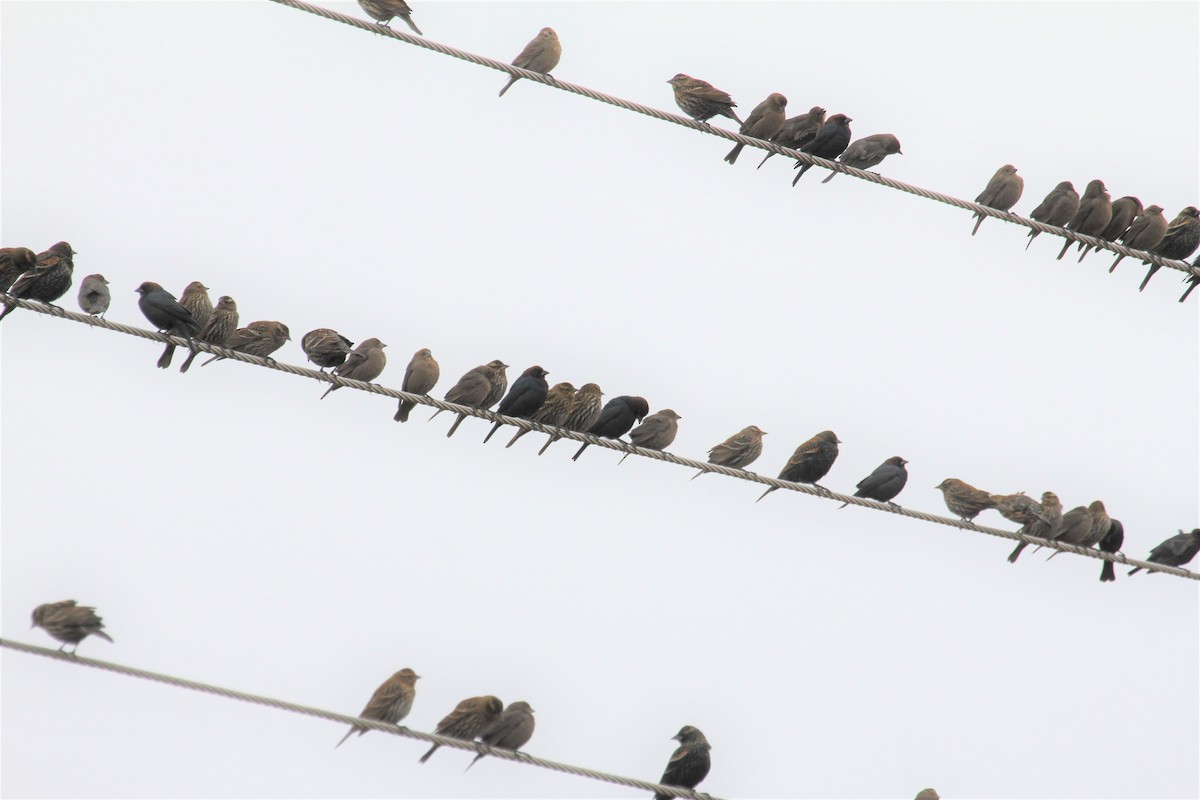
(0, 637, 724, 800)
(266, 0, 1199, 286)
(4, 296, 1196, 581)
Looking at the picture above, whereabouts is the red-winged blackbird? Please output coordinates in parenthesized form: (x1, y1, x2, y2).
(652, 725, 711, 800)
(792, 114, 852, 184)
(538, 382, 603, 455)
(483, 365, 549, 441)
(822, 133, 902, 183)
(507, 381, 575, 448)
(757, 106, 824, 169)
(498, 28, 561, 97)
(1110, 205, 1167, 273)
(1080, 195, 1141, 261)
(1056, 179, 1111, 260)
(180, 296, 240, 373)
(692, 425, 765, 479)
(31, 600, 113, 655)
(321, 338, 387, 399)
(618, 408, 681, 464)
(0, 241, 76, 322)
(1025, 181, 1080, 250)
(971, 165, 1024, 235)
(934, 478, 996, 521)
(395, 348, 440, 422)
(572, 395, 649, 461)
(724, 93, 787, 165)
(356, 0, 421, 34)
(466, 701, 536, 770)
(418, 695, 504, 764)
(336, 668, 420, 748)
(839, 456, 907, 507)
(1007, 491, 1062, 563)
(1128, 529, 1200, 575)
(0, 246, 38, 292)
(1139, 206, 1200, 291)
(301, 328, 354, 371)
(1098, 518, 1125, 582)
(667, 74, 741, 125)
(757, 430, 840, 500)
(200, 320, 291, 366)
(76, 274, 111, 317)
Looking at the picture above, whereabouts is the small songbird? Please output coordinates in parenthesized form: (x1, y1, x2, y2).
(321, 338, 387, 399)
(0, 246, 38, 292)
(692, 425, 765, 479)
(1110, 205, 1167, 273)
(0, 241, 76, 322)
(394, 348, 441, 422)
(757, 430, 840, 500)
(1047, 499, 1112, 562)
(356, 0, 422, 34)
(179, 295, 240, 373)
(1007, 491, 1062, 563)
(1179, 256, 1200, 304)
(572, 395, 649, 461)
(724, 92, 787, 165)
(990, 492, 1045, 527)
(135, 281, 200, 369)
(934, 478, 996, 521)
(667, 74, 742, 125)
(507, 381, 576, 448)
(1079, 195, 1142, 261)
(839, 456, 908, 507)
(466, 701, 536, 770)
(821, 133, 902, 183)
(971, 165, 1023, 235)
(757, 106, 825, 169)
(301, 328, 354, 371)
(498, 27, 561, 97)
(1139, 206, 1200, 291)
(618, 408, 681, 464)
(336, 668, 420, 748)
(1025, 181, 1080, 250)
(31, 600, 113, 655)
(434, 360, 510, 438)
(652, 725, 711, 800)
(914, 790, 940, 800)
(1098, 518, 1125, 582)
(200, 320, 291, 367)
(483, 365, 549, 441)
(792, 114, 852, 184)
(1128, 528, 1200, 575)
(1056, 179, 1112, 260)
(539, 382, 603, 455)
(156, 281, 213, 370)
(418, 695, 504, 764)
(76, 274, 110, 317)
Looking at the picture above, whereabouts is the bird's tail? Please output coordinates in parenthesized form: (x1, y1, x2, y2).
(724, 143, 744, 165)
(756, 486, 776, 503)
(1138, 264, 1160, 291)
(418, 743, 439, 764)
(506, 428, 528, 448)
(792, 164, 810, 186)
(1100, 561, 1116, 582)
(157, 343, 176, 369)
(179, 350, 199, 373)
(0, 302, 16, 323)
(617, 451, 631, 465)
(971, 214, 985, 236)
(395, 400, 413, 422)
(402, 15, 422, 35)
(571, 442, 590, 461)
(690, 470, 706, 481)
(429, 408, 444, 421)
(464, 754, 485, 772)
(1109, 253, 1126, 273)
(483, 421, 505, 443)
(335, 726, 359, 749)
(1180, 278, 1200, 303)
(1127, 566, 1143, 576)
(820, 171, 838, 184)
(1078, 245, 1094, 262)
(1007, 541, 1027, 563)
(756, 152, 774, 170)
(320, 384, 336, 400)
(447, 412, 467, 438)
(537, 435, 559, 456)
(498, 77, 519, 97)
(1056, 239, 1072, 261)
(93, 630, 114, 643)
(1024, 232, 1038, 251)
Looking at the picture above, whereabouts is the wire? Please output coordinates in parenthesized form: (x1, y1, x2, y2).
(0, 638, 724, 800)
(265, 0, 1199, 285)
(4, 296, 1196, 581)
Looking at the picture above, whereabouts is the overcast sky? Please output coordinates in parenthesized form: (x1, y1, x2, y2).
(2, 1, 1198, 798)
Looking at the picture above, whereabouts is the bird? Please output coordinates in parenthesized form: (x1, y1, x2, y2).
(301, 328, 354, 371)
(507, 381, 576, 448)
(1098, 518, 1125, 582)
(200, 320, 291, 367)
(134, 281, 200, 369)
(336, 668, 420, 748)
(394, 348, 441, 422)
(692, 425, 765, 479)
(0, 246, 38, 292)
(821, 133, 902, 183)
(482, 365, 549, 440)
(1128, 529, 1200, 575)
(0, 241, 76, 322)
(418, 695, 504, 764)
(321, 338, 387, 399)
(757, 430, 840, 501)
(179, 295, 239, 373)
(76, 274, 110, 317)
(538, 382, 603, 455)
(757, 106, 825, 169)
(466, 701, 536, 770)
(618, 408, 681, 464)
(667, 74, 741, 125)
(971, 165, 1024, 235)
(154, 281, 213, 370)
(572, 395, 649, 461)
(1079, 195, 1142, 261)
(356, 0, 421, 34)
(724, 92, 787, 165)
(990, 492, 1045, 527)
(914, 790, 940, 800)
(792, 114, 852, 184)
(1007, 491, 1062, 563)
(1179, 256, 1200, 303)
(652, 725, 711, 800)
(1025, 181, 1080, 250)
(1040, 504, 1095, 553)
(934, 478, 996, 521)
(1110, 205, 1167, 273)
(1139, 206, 1200, 291)
(1056, 179, 1111, 260)
(1047, 500, 1110, 561)
(498, 27, 561, 97)
(30, 600, 113, 655)
(839, 456, 908, 507)
(433, 360, 509, 437)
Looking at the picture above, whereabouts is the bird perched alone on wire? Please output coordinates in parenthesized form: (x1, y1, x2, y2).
(652, 725, 711, 800)
(1139, 206, 1200, 291)
(692, 425, 765, 479)
(507, 381, 576, 448)
(134, 281, 200, 369)
(821, 133, 902, 183)
(1079, 195, 1141, 261)
(1025, 181, 1080, 250)
(539, 382, 603, 455)
(970, 165, 1023, 235)
(394, 348, 440, 422)
(0, 246, 38, 292)
(0, 241, 76, 323)
(839, 456, 907, 507)
(301, 328, 354, 372)
(792, 113, 852, 185)
(466, 701, 536, 770)
(1098, 518, 1125, 582)
(1110, 205, 1167, 273)
(619, 408, 681, 464)
(757, 430, 841, 500)
(934, 478, 996, 521)
(667, 74, 742, 125)
(724, 92, 787, 165)
(432, 360, 510, 437)
(200, 320, 291, 367)
(76, 274, 110, 317)
(321, 338, 387, 399)
(572, 395, 649, 461)
(356, 0, 421, 34)
(180, 295, 239, 373)
(30, 600, 113, 655)
(418, 695, 504, 764)
(1056, 179, 1111, 260)
(757, 106, 824, 169)
(1128, 529, 1200, 575)
(335, 668, 420, 748)
(1007, 491, 1062, 563)
(498, 27, 561, 97)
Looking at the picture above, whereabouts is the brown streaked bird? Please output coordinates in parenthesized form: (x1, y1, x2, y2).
(934, 478, 996, 521)
(466, 701, 536, 770)
(757, 430, 840, 500)
(200, 320, 291, 366)
(971, 165, 1023, 235)
(1079, 195, 1142, 261)
(301, 328, 354, 372)
(0, 241, 76, 322)
(618, 408, 681, 464)
(321, 338, 387, 399)
(76, 273, 111, 317)
(1025, 181, 1080, 250)
(508, 381, 576, 448)
(757, 106, 825, 169)
(155, 281, 213, 370)
(418, 695, 504, 764)
(990, 492, 1045, 528)
(822, 133, 902, 183)
(1056, 179, 1111, 260)
(652, 725, 711, 800)
(0, 246, 38, 292)
(1138, 206, 1199, 291)
(667, 74, 742, 125)
(336, 668, 420, 748)
(724, 92, 787, 165)
(1007, 491, 1062, 563)
(498, 27, 561, 97)
(1110, 205, 1167, 273)
(433, 359, 510, 438)
(395, 348, 440, 422)
(538, 382, 603, 455)
(31, 600, 113, 655)
(356, 0, 421, 34)
(180, 295, 240, 373)
(692, 425, 765, 479)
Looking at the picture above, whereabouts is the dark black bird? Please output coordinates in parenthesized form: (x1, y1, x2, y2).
(1128, 528, 1200, 575)
(653, 725, 711, 800)
(134, 281, 200, 368)
(1098, 518, 1125, 582)
(1139, 207, 1200, 291)
(1179, 257, 1200, 303)
(839, 456, 907, 508)
(483, 365, 550, 443)
(792, 114, 852, 185)
(0, 241, 76, 322)
(757, 430, 841, 501)
(571, 395, 649, 461)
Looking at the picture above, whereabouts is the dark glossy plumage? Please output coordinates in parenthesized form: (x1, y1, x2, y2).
(418, 695, 504, 764)
(135, 281, 200, 369)
(792, 114, 852, 184)
(507, 381, 575, 448)
(1098, 518, 1125, 582)
(572, 395, 649, 461)
(653, 725, 711, 800)
(483, 365, 550, 442)
(1128, 528, 1200, 575)
(757, 430, 840, 500)
(839, 456, 907, 507)
(1139, 206, 1200, 291)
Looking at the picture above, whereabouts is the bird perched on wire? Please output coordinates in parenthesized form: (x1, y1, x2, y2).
(153, 281, 213, 370)
(1056, 179, 1111, 260)
(433, 360, 510, 437)
(667, 74, 741, 125)
(321, 338, 387, 399)
(692, 425, 765, 479)
(990, 492, 1044, 527)
(201, 320, 291, 367)
(507, 381, 576, 448)
(757, 430, 841, 501)
(76, 274, 110, 317)
(1110, 205, 1167, 273)
(482, 365, 549, 441)
(619, 408, 681, 464)
(356, 0, 421, 34)
(1007, 491, 1062, 563)
(336, 667, 420, 748)
(466, 700, 536, 770)
(572, 395, 649, 461)
(30, 600, 113, 655)
(418, 695, 504, 764)
(1139, 206, 1200, 291)
(934, 478, 996, 521)
(1097, 518, 1125, 582)
(839, 456, 908, 507)
(1179, 256, 1200, 303)
(724, 92, 787, 165)
(970, 165, 1024, 235)
(652, 725, 711, 800)
(301, 328, 354, 372)
(134, 281, 200, 369)
(1128, 528, 1200, 575)
(1079, 195, 1141, 261)
(0, 241, 76, 322)
(792, 114, 852, 185)
(757, 106, 825, 169)
(180, 295, 239, 373)
(394, 348, 441, 422)
(539, 382, 603, 455)
(1025, 181, 1080, 250)
(498, 27, 561, 97)
(0, 246, 38, 292)
(821, 133, 902, 183)
(1046, 500, 1108, 561)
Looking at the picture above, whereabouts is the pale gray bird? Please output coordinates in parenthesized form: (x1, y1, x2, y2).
(466, 701, 536, 770)
(320, 338, 387, 399)
(757, 106, 825, 169)
(724, 92, 788, 165)
(394, 348, 440, 422)
(619, 409, 681, 464)
(1007, 491, 1062, 563)
(1025, 181, 1080, 250)
(1109, 205, 1167, 273)
(1079, 195, 1141, 261)
(336, 668, 420, 748)
(971, 164, 1024, 235)
(821, 133, 902, 183)
(30, 600, 113, 655)
(692, 425, 765, 479)
(1056, 179, 1112, 260)
(76, 273, 110, 317)
(498, 27, 561, 97)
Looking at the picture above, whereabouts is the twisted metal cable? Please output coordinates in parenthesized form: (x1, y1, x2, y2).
(266, 0, 1199, 283)
(4, 296, 1196, 580)
(0, 638, 723, 800)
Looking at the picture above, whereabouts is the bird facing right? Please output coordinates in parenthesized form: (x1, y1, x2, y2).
(200, 320, 291, 367)
(652, 725, 711, 800)
(1024, 181, 1080, 250)
(970, 165, 1023, 235)
(301, 328, 354, 372)
(839, 456, 908, 507)
(792, 114, 852, 184)
(821, 133, 902, 183)
(394, 348, 441, 422)
(1110, 205, 1167, 273)
(466, 701, 536, 770)
(723, 92, 787, 165)
(0, 246, 38, 292)
(179, 295, 239, 373)
(482, 365, 549, 441)
(757, 430, 841, 500)
(418, 695, 504, 763)
(572, 395, 649, 461)
(757, 106, 825, 169)
(618, 408, 681, 464)
(692, 425, 766, 479)
(1139, 206, 1200, 291)
(335, 668, 420, 748)
(0, 241, 76, 323)
(1128, 528, 1200, 575)
(321, 338, 387, 399)
(31, 600, 114, 655)
(507, 381, 576, 448)
(1079, 195, 1141, 261)
(498, 27, 561, 97)
(1056, 179, 1111, 260)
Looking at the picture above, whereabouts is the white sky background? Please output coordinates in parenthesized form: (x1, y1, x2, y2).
(1, 1, 1198, 798)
